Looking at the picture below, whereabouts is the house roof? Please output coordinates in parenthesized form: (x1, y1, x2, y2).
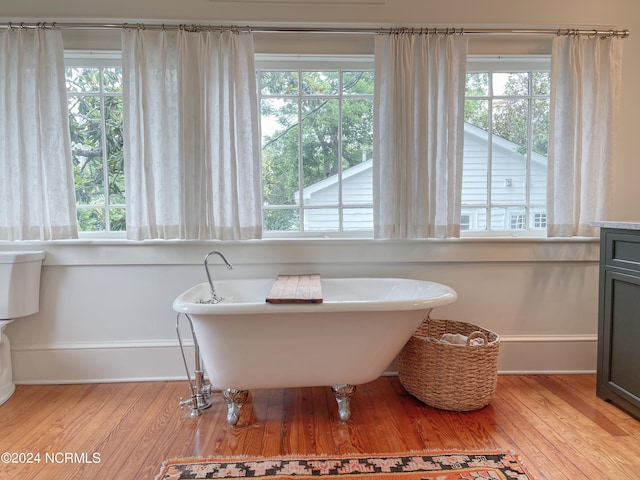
(300, 122, 548, 199)
(463, 122, 548, 168)
(299, 158, 372, 200)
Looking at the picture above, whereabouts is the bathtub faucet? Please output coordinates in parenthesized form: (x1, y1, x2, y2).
(204, 251, 233, 304)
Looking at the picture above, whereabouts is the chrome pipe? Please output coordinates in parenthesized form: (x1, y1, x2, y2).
(176, 313, 212, 417)
(203, 251, 233, 304)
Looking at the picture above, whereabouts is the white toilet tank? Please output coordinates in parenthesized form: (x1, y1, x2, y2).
(0, 251, 45, 319)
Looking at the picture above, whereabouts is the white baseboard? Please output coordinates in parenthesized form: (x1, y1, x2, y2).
(11, 341, 196, 384)
(11, 335, 597, 385)
(495, 334, 597, 374)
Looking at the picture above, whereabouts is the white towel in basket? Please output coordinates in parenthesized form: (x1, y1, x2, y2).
(440, 333, 485, 346)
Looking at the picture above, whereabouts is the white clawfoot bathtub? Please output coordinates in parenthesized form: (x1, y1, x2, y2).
(173, 277, 456, 425)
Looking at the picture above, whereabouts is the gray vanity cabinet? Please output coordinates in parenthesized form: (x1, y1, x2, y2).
(596, 226, 640, 420)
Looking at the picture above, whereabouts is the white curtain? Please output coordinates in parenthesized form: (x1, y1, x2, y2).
(548, 36, 624, 237)
(0, 28, 78, 240)
(122, 29, 262, 240)
(373, 33, 468, 239)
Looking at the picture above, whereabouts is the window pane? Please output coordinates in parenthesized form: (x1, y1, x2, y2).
(492, 98, 528, 149)
(342, 98, 373, 176)
(461, 207, 487, 231)
(492, 172, 526, 205)
(490, 207, 527, 230)
(531, 211, 547, 229)
(304, 208, 339, 231)
(301, 71, 339, 95)
(103, 67, 123, 93)
(460, 214, 471, 231)
(464, 99, 489, 130)
(66, 67, 100, 93)
(343, 71, 374, 95)
(510, 211, 526, 229)
(261, 98, 298, 138)
(260, 71, 299, 96)
(466, 72, 489, 96)
(261, 98, 299, 206)
(490, 207, 508, 230)
(530, 158, 547, 206)
(263, 208, 299, 232)
(532, 71, 550, 96)
(109, 208, 126, 231)
(493, 72, 528, 96)
(461, 161, 488, 205)
(77, 209, 105, 232)
(74, 156, 105, 205)
(532, 97, 549, 157)
(343, 207, 373, 230)
(68, 95, 102, 141)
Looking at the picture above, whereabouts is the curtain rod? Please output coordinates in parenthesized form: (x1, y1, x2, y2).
(0, 22, 630, 38)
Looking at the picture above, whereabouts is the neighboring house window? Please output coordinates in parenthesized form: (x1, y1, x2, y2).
(510, 213, 526, 229)
(65, 52, 125, 234)
(462, 56, 550, 235)
(460, 214, 471, 231)
(533, 212, 547, 229)
(257, 56, 374, 236)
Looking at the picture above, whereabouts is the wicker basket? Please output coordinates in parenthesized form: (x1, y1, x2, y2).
(398, 317, 500, 411)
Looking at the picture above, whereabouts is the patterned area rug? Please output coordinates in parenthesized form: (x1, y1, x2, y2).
(156, 451, 535, 479)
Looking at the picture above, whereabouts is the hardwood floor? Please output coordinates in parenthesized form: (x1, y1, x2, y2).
(0, 375, 639, 479)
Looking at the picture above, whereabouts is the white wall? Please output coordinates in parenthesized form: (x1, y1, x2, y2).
(2, 0, 639, 383)
(3, 239, 599, 383)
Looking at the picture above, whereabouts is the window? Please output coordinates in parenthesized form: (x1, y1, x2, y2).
(62, 52, 549, 239)
(65, 52, 125, 234)
(460, 214, 471, 231)
(257, 55, 549, 237)
(533, 212, 547, 229)
(510, 213, 526, 230)
(462, 56, 550, 235)
(257, 56, 374, 236)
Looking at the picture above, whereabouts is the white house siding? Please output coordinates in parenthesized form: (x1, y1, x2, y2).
(303, 125, 546, 231)
(302, 161, 374, 231)
(461, 125, 547, 230)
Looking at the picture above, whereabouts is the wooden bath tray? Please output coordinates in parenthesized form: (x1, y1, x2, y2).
(266, 274, 323, 303)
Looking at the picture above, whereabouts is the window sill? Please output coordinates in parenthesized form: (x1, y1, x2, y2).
(0, 236, 599, 266)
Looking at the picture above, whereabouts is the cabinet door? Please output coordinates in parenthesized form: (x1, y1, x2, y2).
(605, 232, 640, 270)
(599, 270, 640, 412)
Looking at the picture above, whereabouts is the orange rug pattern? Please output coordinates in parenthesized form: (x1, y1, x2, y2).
(156, 451, 535, 479)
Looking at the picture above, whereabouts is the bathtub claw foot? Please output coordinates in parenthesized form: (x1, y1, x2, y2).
(222, 388, 248, 426)
(332, 384, 356, 422)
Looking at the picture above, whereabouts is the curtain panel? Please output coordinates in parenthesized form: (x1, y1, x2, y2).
(548, 36, 624, 237)
(122, 29, 262, 241)
(373, 33, 468, 239)
(0, 28, 78, 240)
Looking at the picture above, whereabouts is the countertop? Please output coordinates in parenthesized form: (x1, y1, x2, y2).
(591, 221, 640, 230)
